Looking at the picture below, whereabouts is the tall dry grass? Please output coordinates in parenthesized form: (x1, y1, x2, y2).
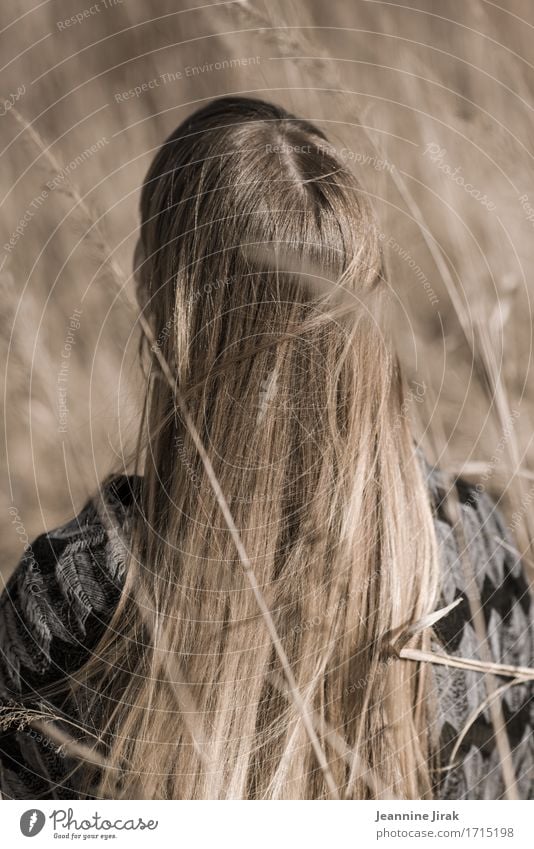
(2, 0, 533, 574)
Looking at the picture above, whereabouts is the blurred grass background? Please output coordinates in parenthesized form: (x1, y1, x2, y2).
(2, 0, 534, 576)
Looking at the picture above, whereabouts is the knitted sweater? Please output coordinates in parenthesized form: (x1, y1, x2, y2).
(0, 471, 532, 799)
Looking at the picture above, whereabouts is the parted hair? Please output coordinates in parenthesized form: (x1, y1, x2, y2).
(70, 96, 441, 799)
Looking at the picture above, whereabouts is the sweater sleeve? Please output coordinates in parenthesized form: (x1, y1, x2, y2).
(429, 475, 534, 800)
(0, 507, 121, 698)
(0, 485, 130, 799)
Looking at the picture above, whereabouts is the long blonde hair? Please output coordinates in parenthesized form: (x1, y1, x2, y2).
(71, 96, 441, 799)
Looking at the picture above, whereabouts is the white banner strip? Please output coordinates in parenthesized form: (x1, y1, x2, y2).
(2, 799, 532, 848)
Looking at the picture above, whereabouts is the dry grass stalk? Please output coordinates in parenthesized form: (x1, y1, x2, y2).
(397, 647, 534, 682)
(29, 719, 109, 769)
(0, 704, 109, 769)
(446, 680, 521, 772)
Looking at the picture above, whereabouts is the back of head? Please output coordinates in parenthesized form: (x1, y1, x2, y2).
(79, 97, 440, 799)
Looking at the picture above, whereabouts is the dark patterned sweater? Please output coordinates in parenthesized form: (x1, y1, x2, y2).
(0, 471, 532, 799)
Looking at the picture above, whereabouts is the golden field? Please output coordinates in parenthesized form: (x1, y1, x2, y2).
(2, 0, 534, 577)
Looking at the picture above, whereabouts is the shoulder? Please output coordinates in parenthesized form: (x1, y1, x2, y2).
(0, 475, 140, 696)
(422, 460, 534, 799)
(423, 461, 530, 619)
